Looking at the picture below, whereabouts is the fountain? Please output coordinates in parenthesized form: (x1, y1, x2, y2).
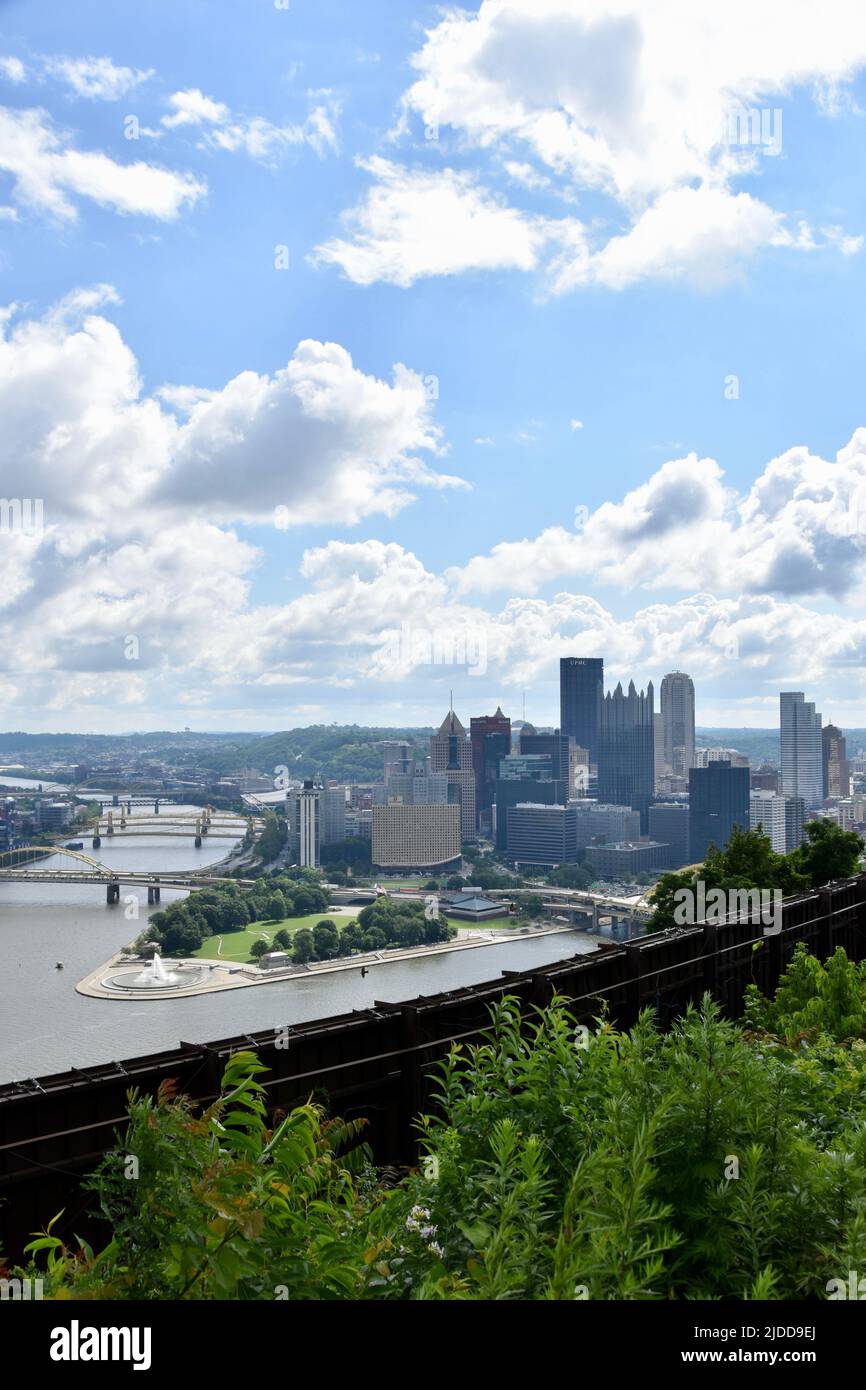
(103, 950, 207, 994)
(130, 952, 182, 988)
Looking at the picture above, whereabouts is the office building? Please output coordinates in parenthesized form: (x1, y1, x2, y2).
(371, 802, 461, 872)
(822, 724, 850, 800)
(429, 709, 476, 840)
(494, 777, 568, 852)
(751, 765, 780, 793)
(597, 680, 655, 832)
(653, 712, 664, 792)
(470, 708, 511, 832)
(694, 747, 749, 768)
(560, 657, 604, 767)
(660, 671, 695, 780)
(689, 761, 750, 862)
(648, 802, 691, 868)
(574, 801, 642, 851)
(501, 753, 554, 781)
(520, 729, 576, 794)
(586, 840, 669, 878)
(289, 780, 320, 868)
(505, 802, 578, 868)
(382, 742, 413, 786)
(780, 692, 823, 810)
(321, 785, 349, 845)
(32, 801, 73, 832)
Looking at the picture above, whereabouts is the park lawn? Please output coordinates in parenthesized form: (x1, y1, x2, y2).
(192, 910, 469, 964)
(193, 910, 356, 963)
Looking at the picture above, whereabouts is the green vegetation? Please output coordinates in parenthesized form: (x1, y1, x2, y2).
(257, 811, 287, 862)
(19, 955, 866, 1300)
(649, 820, 864, 932)
(195, 725, 433, 782)
(143, 876, 330, 956)
(191, 911, 357, 963)
(745, 943, 866, 1042)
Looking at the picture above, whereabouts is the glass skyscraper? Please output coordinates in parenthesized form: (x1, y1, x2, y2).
(597, 679, 655, 832)
(560, 657, 603, 766)
(780, 692, 823, 810)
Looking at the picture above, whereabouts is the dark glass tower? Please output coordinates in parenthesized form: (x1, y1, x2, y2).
(597, 679, 655, 831)
(560, 657, 603, 766)
(689, 760, 750, 862)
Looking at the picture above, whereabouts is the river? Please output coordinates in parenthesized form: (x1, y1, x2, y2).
(0, 808, 593, 1084)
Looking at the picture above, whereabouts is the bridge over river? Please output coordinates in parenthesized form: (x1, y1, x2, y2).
(0, 840, 256, 902)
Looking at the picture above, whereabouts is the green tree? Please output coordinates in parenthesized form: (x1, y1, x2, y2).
(313, 920, 341, 960)
(292, 928, 314, 964)
(249, 939, 270, 960)
(791, 818, 864, 889)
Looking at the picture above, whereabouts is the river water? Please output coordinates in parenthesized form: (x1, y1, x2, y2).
(0, 806, 593, 1084)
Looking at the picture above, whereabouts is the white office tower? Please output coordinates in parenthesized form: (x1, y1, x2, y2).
(289, 780, 320, 867)
(749, 790, 805, 854)
(780, 692, 823, 811)
(660, 671, 695, 779)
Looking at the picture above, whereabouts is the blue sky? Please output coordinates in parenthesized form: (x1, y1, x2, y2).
(3, 0, 866, 733)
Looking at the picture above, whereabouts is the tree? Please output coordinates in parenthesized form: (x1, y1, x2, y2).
(274, 929, 292, 950)
(313, 920, 341, 960)
(792, 819, 864, 889)
(266, 891, 287, 921)
(291, 928, 314, 963)
(250, 939, 270, 960)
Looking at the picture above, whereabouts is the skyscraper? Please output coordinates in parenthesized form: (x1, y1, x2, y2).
(689, 761, 750, 862)
(430, 709, 476, 839)
(822, 723, 850, 800)
(289, 780, 320, 868)
(660, 671, 695, 779)
(470, 707, 511, 830)
(560, 657, 603, 767)
(780, 692, 823, 810)
(597, 679, 655, 831)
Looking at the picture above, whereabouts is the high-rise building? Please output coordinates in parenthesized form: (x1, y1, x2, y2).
(749, 790, 788, 854)
(648, 802, 690, 868)
(780, 692, 823, 810)
(653, 712, 664, 792)
(429, 710, 476, 840)
(321, 785, 349, 845)
(519, 729, 574, 790)
(689, 761, 750, 862)
(751, 765, 780, 793)
(560, 657, 604, 767)
(470, 707, 511, 831)
(694, 747, 749, 768)
(574, 801, 642, 851)
(288, 780, 320, 867)
(494, 777, 568, 851)
(597, 680, 655, 832)
(371, 802, 461, 871)
(822, 724, 850, 800)
(382, 741, 413, 785)
(505, 802, 578, 867)
(660, 671, 695, 779)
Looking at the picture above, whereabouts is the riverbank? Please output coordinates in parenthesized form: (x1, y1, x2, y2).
(76, 923, 597, 1000)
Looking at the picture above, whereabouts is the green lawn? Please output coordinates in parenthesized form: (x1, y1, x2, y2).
(192, 910, 356, 963)
(192, 908, 473, 964)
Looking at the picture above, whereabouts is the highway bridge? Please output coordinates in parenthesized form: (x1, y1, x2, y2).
(0, 845, 255, 901)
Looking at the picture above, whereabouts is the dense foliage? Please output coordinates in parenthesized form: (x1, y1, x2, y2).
(143, 876, 330, 955)
(649, 821, 864, 932)
(291, 899, 454, 964)
(17, 958, 866, 1301)
(745, 943, 866, 1042)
